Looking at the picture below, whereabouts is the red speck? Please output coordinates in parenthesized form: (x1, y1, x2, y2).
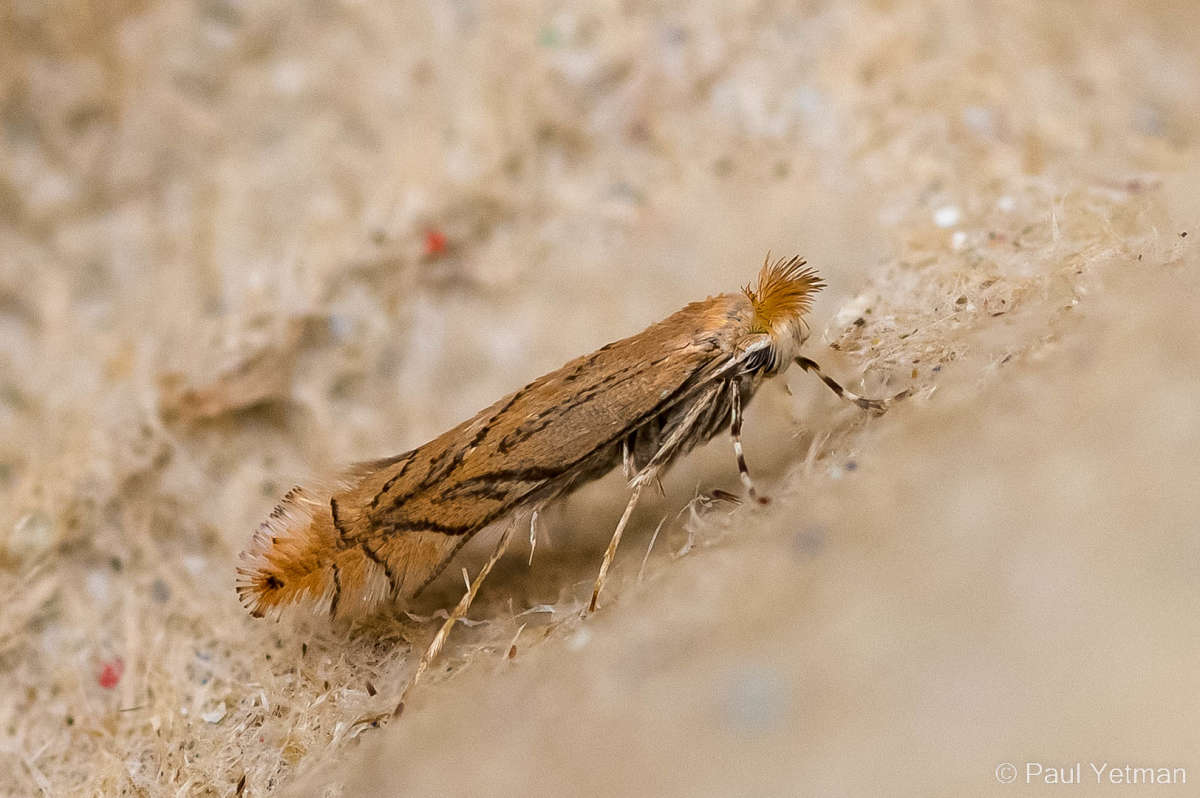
(98, 658, 124, 689)
(424, 229, 448, 256)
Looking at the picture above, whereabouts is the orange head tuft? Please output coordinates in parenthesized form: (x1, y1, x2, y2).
(743, 255, 825, 335)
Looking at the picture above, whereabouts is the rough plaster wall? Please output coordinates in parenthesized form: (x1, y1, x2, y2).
(0, 1, 1196, 795)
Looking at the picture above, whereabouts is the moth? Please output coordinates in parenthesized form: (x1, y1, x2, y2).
(237, 256, 904, 691)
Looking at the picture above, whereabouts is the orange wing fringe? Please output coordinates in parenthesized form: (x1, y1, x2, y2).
(237, 458, 465, 619)
(236, 469, 393, 619)
(237, 484, 342, 617)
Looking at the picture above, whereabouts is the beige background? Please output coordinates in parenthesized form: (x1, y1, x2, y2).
(1, 1, 1197, 795)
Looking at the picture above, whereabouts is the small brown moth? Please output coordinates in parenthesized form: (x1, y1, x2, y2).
(237, 256, 904, 690)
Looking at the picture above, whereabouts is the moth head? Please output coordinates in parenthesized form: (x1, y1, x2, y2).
(742, 255, 825, 369)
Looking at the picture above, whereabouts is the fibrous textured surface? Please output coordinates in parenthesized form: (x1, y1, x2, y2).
(1, 1, 1197, 795)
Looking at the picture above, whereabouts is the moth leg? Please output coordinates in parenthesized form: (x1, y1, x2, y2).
(588, 383, 720, 614)
(588, 478, 648, 614)
(400, 520, 517, 707)
(729, 379, 769, 505)
(794, 356, 911, 412)
(528, 506, 542, 566)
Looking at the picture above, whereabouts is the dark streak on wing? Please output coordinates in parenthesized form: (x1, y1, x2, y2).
(385, 518, 480, 536)
(362, 365, 721, 544)
(360, 540, 399, 596)
(460, 384, 531, 454)
(369, 450, 417, 511)
(561, 346, 608, 384)
(330, 498, 347, 548)
(417, 445, 458, 492)
(497, 354, 675, 453)
(429, 478, 524, 504)
(411, 534, 476, 597)
(381, 379, 539, 511)
(328, 561, 342, 617)
(433, 354, 732, 518)
(440, 465, 578, 492)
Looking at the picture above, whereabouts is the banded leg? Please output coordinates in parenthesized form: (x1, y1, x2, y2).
(794, 356, 910, 412)
(588, 478, 647, 614)
(400, 520, 517, 706)
(729, 379, 769, 504)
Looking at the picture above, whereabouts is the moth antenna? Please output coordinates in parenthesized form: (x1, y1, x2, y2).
(794, 356, 912, 411)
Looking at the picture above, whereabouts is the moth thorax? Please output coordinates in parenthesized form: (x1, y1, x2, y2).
(763, 316, 810, 371)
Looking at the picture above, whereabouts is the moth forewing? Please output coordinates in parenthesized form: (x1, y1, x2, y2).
(238, 255, 904, 694)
